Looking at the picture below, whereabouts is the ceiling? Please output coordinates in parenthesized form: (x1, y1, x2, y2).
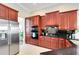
(2, 3, 59, 18)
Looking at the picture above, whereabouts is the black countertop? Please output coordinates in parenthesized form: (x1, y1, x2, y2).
(40, 46, 79, 55)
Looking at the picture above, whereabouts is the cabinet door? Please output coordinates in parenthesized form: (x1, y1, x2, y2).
(9, 8, 18, 21)
(5, 7, 9, 19)
(59, 10, 77, 30)
(33, 17, 35, 25)
(25, 18, 32, 44)
(46, 11, 59, 26)
(51, 38, 59, 49)
(51, 12, 58, 25)
(35, 16, 39, 26)
(29, 39, 38, 45)
(59, 13, 67, 30)
(39, 37, 41, 46)
(44, 37, 51, 49)
(64, 12, 68, 30)
(41, 16, 46, 29)
(13, 11, 18, 21)
(25, 35, 31, 44)
(39, 36, 45, 47)
(0, 4, 6, 19)
(30, 18, 34, 26)
(58, 38, 65, 48)
(46, 13, 52, 25)
(31, 16, 40, 26)
(68, 11, 77, 30)
(46, 14, 51, 25)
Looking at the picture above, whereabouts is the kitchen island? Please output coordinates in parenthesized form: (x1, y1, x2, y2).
(39, 36, 72, 49)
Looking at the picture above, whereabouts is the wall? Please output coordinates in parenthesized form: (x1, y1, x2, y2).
(18, 17, 25, 44)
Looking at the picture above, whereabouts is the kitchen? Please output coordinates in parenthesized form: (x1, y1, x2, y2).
(0, 3, 79, 55)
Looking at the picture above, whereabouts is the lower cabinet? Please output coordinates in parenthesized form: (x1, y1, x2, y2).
(58, 38, 65, 48)
(25, 35, 39, 45)
(51, 38, 59, 49)
(25, 35, 31, 44)
(39, 36, 67, 49)
(44, 37, 51, 49)
(39, 36, 46, 47)
(26, 36, 72, 49)
(30, 39, 39, 46)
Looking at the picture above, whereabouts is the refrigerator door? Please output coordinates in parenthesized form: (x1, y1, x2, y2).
(9, 21, 19, 55)
(0, 19, 9, 55)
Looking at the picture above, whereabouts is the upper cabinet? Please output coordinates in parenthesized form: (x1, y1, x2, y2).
(41, 16, 46, 29)
(0, 4, 18, 22)
(0, 4, 7, 19)
(30, 15, 40, 26)
(46, 11, 59, 26)
(67, 10, 77, 30)
(59, 10, 77, 30)
(8, 8, 18, 21)
(25, 10, 77, 30)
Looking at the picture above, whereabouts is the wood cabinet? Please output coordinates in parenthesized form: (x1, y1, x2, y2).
(58, 38, 65, 48)
(0, 4, 7, 19)
(67, 10, 77, 30)
(26, 35, 72, 49)
(39, 36, 51, 48)
(44, 37, 51, 49)
(39, 36, 45, 47)
(25, 34, 39, 45)
(29, 39, 39, 45)
(25, 18, 31, 44)
(25, 10, 76, 49)
(59, 13, 69, 30)
(31, 15, 40, 26)
(5, 6, 9, 19)
(8, 8, 18, 21)
(25, 35, 31, 44)
(41, 16, 46, 29)
(39, 36, 66, 49)
(59, 10, 77, 30)
(0, 4, 18, 22)
(25, 16, 40, 46)
(46, 11, 59, 26)
(51, 38, 59, 49)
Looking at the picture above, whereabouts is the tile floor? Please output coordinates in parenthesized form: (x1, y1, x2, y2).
(18, 44, 51, 55)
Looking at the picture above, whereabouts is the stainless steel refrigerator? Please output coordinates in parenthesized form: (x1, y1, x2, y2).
(0, 19, 19, 55)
